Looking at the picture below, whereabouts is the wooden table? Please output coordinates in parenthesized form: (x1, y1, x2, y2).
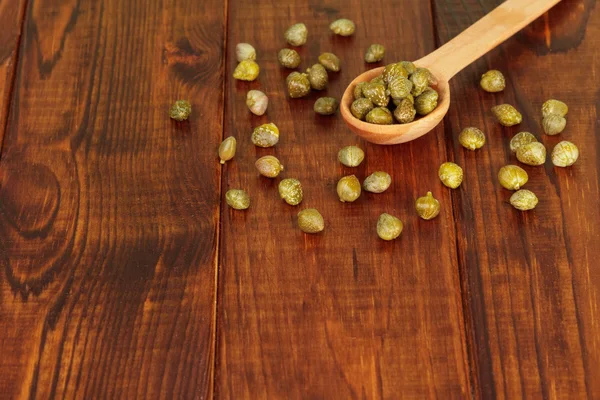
(1, 0, 598, 398)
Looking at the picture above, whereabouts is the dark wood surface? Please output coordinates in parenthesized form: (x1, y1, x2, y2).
(0, 0, 598, 398)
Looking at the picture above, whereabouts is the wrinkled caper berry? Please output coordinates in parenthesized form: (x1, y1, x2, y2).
(285, 23, 307, 46)
(542, 99, 568, 118)
(337, 175, 361, 202)
(363, 171, 392, 193)
(278, 48, 301, 68)
(415, 88, 438, 115)
(492, 104, 522, 126)
(377, 213, 403, 241)
(218, 136, 236, 164)
(498, 165, 528, 191)
(410, 68, 433, 97)
(399, 61, 416, 75)
(365, 44, 385, 63)
(297, 209, 325, 233)
(370, 75, 385, 86)
(438, 162, 463, 189)
(251, 122, 279, 147)
(388, 76, 413, 100)
(286, 71, 311, 98)
(353, 82, 367, 100)
(516, 142, 546, 166)
(351, 98, 374, 120)
(362, 82, 389, 107)
(233, 60, 260, 81)
(255, 155, 284, 178)
(338, 146, 365, 167)
(169, 100, 191, 121)
(278, 178, 303, 205)
(226, 189, 250, 210)
(307, 63, 328, 90)
(382, 63, 409, 85)
(330, 18, 355, 36)
(543, 114, 566, 136)
(314, 97, 339, 115)
(458, 127, 486, 150)
(415, 191, 440, 220)
(509, 132, 537, 153)
(246, 90, 268, 116)
(235, 43, 256, 62)
(393, 94, 414, 106)
(366, 107, 393, 125)
(393, 98, 416, 124)
(318, 52, 341, 72)
(510, 189, 538, 211)
(551, 140, 579, 167)
(480, 70, 505, 92)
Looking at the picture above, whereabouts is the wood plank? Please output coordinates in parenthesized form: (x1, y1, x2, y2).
(433, 0, 600, 398)
(217, 1, 470, 398)
(0, 0, 225, 398)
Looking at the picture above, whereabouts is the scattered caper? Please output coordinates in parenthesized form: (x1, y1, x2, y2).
(318, 52, 341, 72)
(363, 171, 392, 193)
(278, 48, 301, 68)
(415, 191, 440, 220)
(458, 127, 486, 150)
(353, 82, 367, 100)
(351, 98, 374, 120)
(251, 122, 279, 147)
(365, 44, 385, 63)
(543, 114, 566, 136)
(415, 88, 439, 115)
(337, 175, 361, 202)
(510, 189, 538, 211)
(218, 136, 236, 164)
(278, 178, 303, 206)
(382, 63, 409, 85)
(285, 23, 308, 46)
(498, 165, 528, 190)
(255, 155, 284, 178)
(393, 98, 416, 124)
(338, 146, 365, 167)
(307, 63, 328, 90)
(235, 43, 256, 62)
(480, 70, 505, 92)
(169, 100, 191, 121)
(246, 90, 268, 116)
(491, 104, 522, 126)
(399, 61, 416, 75)
(314, 97, 339, 115)
(509, 132, 537, 153)
(377, 213, 403, 241)
(516, 142, 546, 166)
(330, 18, 355, 36)
(551, 140, 579, 167)
(388, 76, 413, 100)
(542, 99, 568, 118)
(438, 162, 463, 189)
(226, 189, 250, 210)
(233, 60, 260, 81)
(297, 208, 325, 233)
(365, 107, 393, 125)
(286, 71, 311, 98)
(362, 82, 389, 107)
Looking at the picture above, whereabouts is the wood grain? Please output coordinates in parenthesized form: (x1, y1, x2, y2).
(433, 0, 600, 398)
(0, 0, 225, 398)
(217, 0, 470, 398)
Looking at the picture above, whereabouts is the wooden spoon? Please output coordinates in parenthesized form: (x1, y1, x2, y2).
(340, 0, 561, 145)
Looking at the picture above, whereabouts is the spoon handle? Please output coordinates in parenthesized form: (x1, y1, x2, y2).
(417, 0, 561, 81)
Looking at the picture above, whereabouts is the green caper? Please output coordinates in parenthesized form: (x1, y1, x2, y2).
(510, 189, 538, 211)
(307, 63, 328, 90)
(480, 70, 505, 92)
(366, 107, 393, 125)
(255, 155, 284, 178)
(388, 76, 413, 100)
(516, 142, 546, 166)
(314, 97, 339, 115)
(353, 82, 367, 100)
(393, 98, 416, 124)
(363, 171, 392, 193)
(399, 61, 416, 75)
(542, 99, 568, 118)
(218, 136, 236, 164)
(370, 75, 385, 86)
(330, 18, 355, 36)
(278, 178, 303, 206)
(362, 82, 389, 107)
(410, 68, 434, 96)
(233, 60, 260, 81)
(509, 132, 537, 153)
(498, 165, 528, 190)
(438, 162, 463, 189)
(297, 208, 324, 233)
(169, 100, 192, 121)
(286, 71, 311, 98)
(337, 175, 361, 202)
(251, 122, 279, 147)
(393, 94, 414, 106)
(350, 98, 374, 120)
(551, 140, 579, 167)
(338, 146, 365, 167)
(491, 104, 522, 126)
(415, 191, 440, 220)
(542, 114, 566, 135)
(365, 44, 385, 63)
(278, 48, 301, 68)
(285, 23, 307, 46)
(377, 213, 403, 241)
(226, 189, 250, 210)
(318, 52, 341, 72)
(383, 64, 409, 87)
(414, 88, 438, 115)
(458, 127, 486, 150)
